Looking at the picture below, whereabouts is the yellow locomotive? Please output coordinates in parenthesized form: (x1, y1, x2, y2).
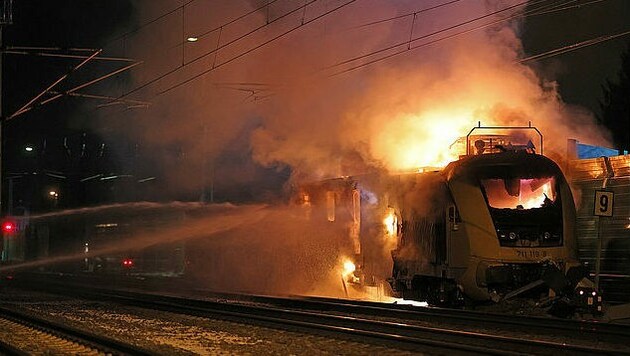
(298, 125, 600, 311)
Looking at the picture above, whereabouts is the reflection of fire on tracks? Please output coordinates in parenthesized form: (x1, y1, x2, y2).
(297, 124, 602, 316)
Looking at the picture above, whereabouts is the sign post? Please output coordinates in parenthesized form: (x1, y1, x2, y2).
(593, 190, 614, 289)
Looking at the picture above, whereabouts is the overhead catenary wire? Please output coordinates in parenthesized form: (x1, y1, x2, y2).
(326, 0, 609, 77)
(89, 0, 355, 112)
(3, 49, 136, 62)
(351, 0, 461, 30)
(174, 0, 281, 49)
(325, 0, 551, 75)
(520, 0, 607, 17)
(47, 91, 150, 108)
(49, 0, 490, 116)
(39, 61, 144, 107)
(200, 0, 610, 102)
(104, 0, 197, 49)
(519, 28, 630, 63)
(8, 49, 103, 120)
(67, 0, 615, 118)
(157, 0, 358, 96)
(52, 1, 328, 122)
(238, 0, 608, 102)
(113, 0, 320, 103)
(1, 0, 194, 120)
(7, 55, 142, 119)
(5, 0, 199, 116)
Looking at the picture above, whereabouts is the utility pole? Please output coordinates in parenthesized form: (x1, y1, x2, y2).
(0, 24, 4, 216)
(0, 0, 13, 217)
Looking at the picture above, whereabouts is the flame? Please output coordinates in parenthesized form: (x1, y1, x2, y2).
(383, 208, 397, 237)
(372, 109, 476, 170)
(342, 259, 356, 278)
(518, 181, 552, 209)
(339, 257, 360, 285)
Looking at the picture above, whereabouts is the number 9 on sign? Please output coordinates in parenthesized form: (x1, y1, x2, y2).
(594, 190, 614, 217)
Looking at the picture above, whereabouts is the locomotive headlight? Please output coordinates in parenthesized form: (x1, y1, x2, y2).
(543, 232, 551, 240)
(508, 232, 517, 240)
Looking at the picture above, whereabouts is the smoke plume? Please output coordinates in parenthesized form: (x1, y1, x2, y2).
(82, 0, 613, 296)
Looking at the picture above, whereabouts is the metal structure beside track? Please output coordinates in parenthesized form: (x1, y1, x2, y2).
(570, 154, 630, 304)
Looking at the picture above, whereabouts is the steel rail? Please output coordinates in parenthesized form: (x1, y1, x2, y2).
(0, 305, 152, 355)
(169, 288, 629, 341)
(24, 281, 623, 355)
(18, 273, 629, 341)
(294, 295, 630, 339)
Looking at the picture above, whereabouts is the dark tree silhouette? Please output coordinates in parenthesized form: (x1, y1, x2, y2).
(599, 41, 630, 153)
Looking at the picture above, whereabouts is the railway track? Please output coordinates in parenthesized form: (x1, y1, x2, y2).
(243, 293, 630, 342)
(10, 277, 627, 355)
(0, 304, 152, 355)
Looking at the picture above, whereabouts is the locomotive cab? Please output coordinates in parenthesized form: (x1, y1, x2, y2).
(446, 151, 582, 302)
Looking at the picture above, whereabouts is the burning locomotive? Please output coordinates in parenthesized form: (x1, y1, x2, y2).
(297, 125, 600, 311)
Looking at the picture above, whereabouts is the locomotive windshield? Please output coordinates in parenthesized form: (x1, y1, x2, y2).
(481, 177, 556, 210)
(480, 175, 563, 247)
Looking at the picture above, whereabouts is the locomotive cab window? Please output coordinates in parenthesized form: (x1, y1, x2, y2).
(482, 177, 556, 210)
(480, 176, 563, 248)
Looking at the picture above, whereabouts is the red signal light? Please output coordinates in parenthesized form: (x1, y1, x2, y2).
(122, 258, 134, 267)
(2, 221, 16, 234)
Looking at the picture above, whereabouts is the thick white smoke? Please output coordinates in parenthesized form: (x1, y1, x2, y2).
(247, 0, 610, 180)
(110, 1, 610, 189)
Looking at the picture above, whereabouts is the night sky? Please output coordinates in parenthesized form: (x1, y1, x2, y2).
(1, 0, 629, 211)
(522, 0, 630, 115)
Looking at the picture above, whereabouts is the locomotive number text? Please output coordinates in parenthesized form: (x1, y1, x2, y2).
(516, 250, 548, 259)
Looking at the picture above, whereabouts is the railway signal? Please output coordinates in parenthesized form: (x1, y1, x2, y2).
(122, 258, 134, 268)
(2, 220, 15, 234)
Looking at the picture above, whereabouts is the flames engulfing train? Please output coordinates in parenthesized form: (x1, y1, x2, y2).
(0, 125, 602, 313)
(298, 126, 600, 311)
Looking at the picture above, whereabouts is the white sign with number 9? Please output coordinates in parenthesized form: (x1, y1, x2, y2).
(594, 190, 614, 217)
